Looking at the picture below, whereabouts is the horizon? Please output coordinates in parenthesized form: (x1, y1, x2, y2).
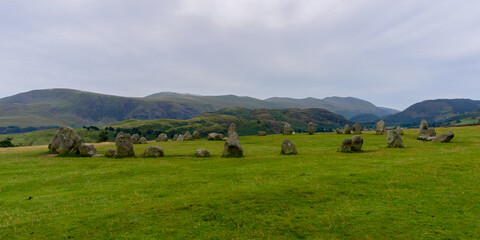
(2, 1, 480, 110)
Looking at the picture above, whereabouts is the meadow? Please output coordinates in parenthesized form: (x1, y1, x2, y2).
(1, 126, 479, 239)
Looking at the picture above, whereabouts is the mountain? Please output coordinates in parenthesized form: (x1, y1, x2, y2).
(349, 113, 381, 123)
(383, 99, 480, 125)
(0, 89, 395, 131)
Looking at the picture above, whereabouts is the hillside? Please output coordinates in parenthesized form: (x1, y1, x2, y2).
(0, 89, 394, 131)
(383, 99, 480, 125)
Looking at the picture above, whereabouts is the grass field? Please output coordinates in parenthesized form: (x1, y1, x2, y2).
(1, 126, 480, 239)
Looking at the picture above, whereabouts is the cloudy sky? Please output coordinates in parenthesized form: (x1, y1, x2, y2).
(1, 0, 480, 110)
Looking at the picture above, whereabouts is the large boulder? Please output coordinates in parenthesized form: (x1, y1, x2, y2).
(176, 134, 185, 141)
(115, 132, 135, 158)
(173, 134, 179, 141)
(284, 124, 293, 135)
(140, 146, 164, 158)
(432, 131, 454, 143)
(139, 137, 148, 144)
(308, 122, 315, 135)
(376, 120, 386, 135)
(207, 133, 218, 141)
(335, 128, 343, 134)
(156, 133, 168, 142)
(258, 131, 266, 136)
(281, 139, 297, 155)
(351, 135, 363, 151)
(105, 148, 116, 158)
(192, 131, 200, 139)
(387, 131, 406, 148)
(337, 138, 352, 152)
(419, 119, 428, 136)
(184, 131, 193, 141)
(131, 134, 140, 144)
(223, 131, 243, 157)
(353, 123, 362, 134)
(78, 143, 97, 156)
(344, 124, 351, 134)
(195, 148, 211, 158)
(48, 126, 83, 154)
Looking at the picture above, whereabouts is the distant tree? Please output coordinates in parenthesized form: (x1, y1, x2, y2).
(0, 139, 14, 148)
(97, 131, 109, 143)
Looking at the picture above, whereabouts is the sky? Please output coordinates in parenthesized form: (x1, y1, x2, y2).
(1, 0, 480, 110)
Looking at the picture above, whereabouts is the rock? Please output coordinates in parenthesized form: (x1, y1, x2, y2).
(387, 131, 406, 148)
(336, 128, 343, 134)
(195, 148, 210, 157)
(353, 123, 362, 134)
(78, 143, 97, 156)
(351, 135, 363, 151)
(337, 138, 352, 152)
(344, 124, 351, 134)
(308, 122, 315, 135)
(417, 135, 436, 141)
(376, 120, 386, 135)
(131, 134, 140, 144)
(281, 139, 297, 155)
(139, 146, 164, 157)
(176, 134, 184, 141)
(207, 133, 218, 141)
(156, 133, 168, 142)
(426, 128, 436, 137)
(48, 126, 83, 155)
(284, 124, 293, 135)
(173, 134, 179, 141)
(184, 131, 193, 141)
(192, 131, 200, 139)
(432, 131, 454, 143)
(105, 148, 116, 157)
(139, 137, 148, 144)
(216, 134, 224, 140)
(419, 119, 428, 136)
(396, 127, 404, 135)
(92, 154, 103, 157)
(115, 132, 135, 158)
(223, 131, 243, 157)
(258, 131, 266, 136)
(228, 123, 236, 135)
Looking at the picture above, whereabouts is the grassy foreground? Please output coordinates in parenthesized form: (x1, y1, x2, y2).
(1, 126, 480, 239)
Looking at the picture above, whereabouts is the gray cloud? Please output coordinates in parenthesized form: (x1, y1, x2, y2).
(1, 0, 480, 109)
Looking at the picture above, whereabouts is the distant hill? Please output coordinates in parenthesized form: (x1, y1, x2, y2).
(0, 89, 394, 132)
(349, 113, 381, 123)
(383, 99, 480, 125)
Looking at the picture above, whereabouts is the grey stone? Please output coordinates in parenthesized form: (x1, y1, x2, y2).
(426, 128, 436, 137)
(387, 131, 406, 148)
(173, 134, 179, 141)
(223, 131, 243, 157)
(284, 124, 293, 135)
(176, 134, 184, 141)
(115, 132, 135, 157)
(337, 138, 352, 152)
(184, 131, 193, 141)
(192, 131, 200, 139)
(195, 148, 211, 158)
(105, 148, 116, 157)
(281, 139, 297, 155)
(78, 143, 97, 156)
(131, 134, 140, 144)
(140, 146, 164, 158)
(344, 124, 351, 134)
(353, 123, 362, 135)
(156, 133, 168, 142)
(207, 133, 218, 141)
(396, 127, 404, 135)
(308, 122, 315, 135)
(48, 126, 83, 155)
(258, 131, 266, 136)
(217, 134, 224, 140)
(228, 122, 236, 135)
(376, 120, 386, 135)
(432, 131, 454, 143)
(336, 128, 343, 134)
(139, 137, 148, 144)
(351, 135, 363, 151)
(419, 119, 428, 136)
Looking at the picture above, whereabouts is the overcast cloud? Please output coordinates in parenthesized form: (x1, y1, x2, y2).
(1, 0, 480, 109)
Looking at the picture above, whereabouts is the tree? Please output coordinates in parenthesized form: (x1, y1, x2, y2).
(97, 131, 109, 143)
(0, 138, 14, 148)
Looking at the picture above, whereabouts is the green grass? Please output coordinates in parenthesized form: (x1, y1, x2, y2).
(1, 126, 480, 239)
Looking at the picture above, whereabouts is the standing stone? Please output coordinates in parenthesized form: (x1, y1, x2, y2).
(387, 131, 406, 148)
(207, 133, 218, 141)
(344, 124, 351, 134)
(216, 134, 224, 140)
(173, 134, 179, 141)
(131, 134, 140, 144)
(228, 123, 236, 135)
(258, 131, 266, 136)
(284, 124, 293, 135)
(426, 128, 436, 137)
(176, 134, 185, 141)
(336, 128, 343, 134)
(337, 138, 352, 152)
(192, 131, 200, 139)
(396, 127, 404, 135)
(308, 122, 315, 135)
(419, 120, 429, 136)
(195, 148, 211, 158)
(48, 126, 83, 154)
(351, 135, 364, 151)
(78, 143, 97, 156)
(281, 139, 297, 155)
(156, 133, 168, 142)
(353, 123, 362, 135)
(139, 137, 148, 144)
(376, 120, 386, 135)
(432, 131, 454, 143)
(184, 131, 193, 141)
(223, 131, 243, 157)
(140, 146, 164, 158)
(115, 132, 135, 157)
(105, 148, 116, 157)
